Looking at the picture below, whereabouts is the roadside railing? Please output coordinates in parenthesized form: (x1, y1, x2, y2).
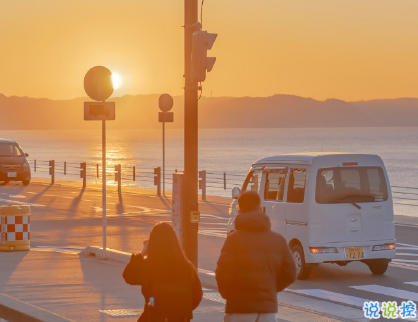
(29, 159, 418, 210)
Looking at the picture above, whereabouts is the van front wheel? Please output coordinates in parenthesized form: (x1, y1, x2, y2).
(366, 259, 389, 275)
(291, 244, 311, 280)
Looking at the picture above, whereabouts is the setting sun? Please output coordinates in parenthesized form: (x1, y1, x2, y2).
(111, 73, 121, 89)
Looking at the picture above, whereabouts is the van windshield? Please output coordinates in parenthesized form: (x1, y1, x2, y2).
(0, 143, 23, 157)
(316, 167, 388, 204)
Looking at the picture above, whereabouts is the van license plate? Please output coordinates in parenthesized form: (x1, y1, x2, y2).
(345, 247, 364, 259)
(7, 172, 17, 178)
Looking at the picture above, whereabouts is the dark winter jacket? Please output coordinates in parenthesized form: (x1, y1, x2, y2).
(215, 211, 296, 313)
(123, 253, 203, 322)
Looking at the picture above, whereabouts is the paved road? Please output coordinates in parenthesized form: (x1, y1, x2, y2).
(1, 178, 418, 321)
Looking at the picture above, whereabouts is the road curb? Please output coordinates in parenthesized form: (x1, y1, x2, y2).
(80, 246, 219, 289)
(80, 246, 131, 263)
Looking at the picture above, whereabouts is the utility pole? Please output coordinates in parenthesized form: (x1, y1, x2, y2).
(183, 0, 199, 267)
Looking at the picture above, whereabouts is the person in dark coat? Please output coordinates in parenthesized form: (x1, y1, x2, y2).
(123, 222, 203, 322)
(216, 190, 296, 322)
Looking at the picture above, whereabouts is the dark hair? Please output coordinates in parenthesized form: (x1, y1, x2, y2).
(147, 222, 190, 276)
(238, 190, 261, 213)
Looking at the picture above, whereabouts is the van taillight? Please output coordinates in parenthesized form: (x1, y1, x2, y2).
(343, 162, 358, 166)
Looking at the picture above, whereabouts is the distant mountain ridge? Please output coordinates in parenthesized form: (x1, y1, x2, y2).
(0, 93, 417, 130)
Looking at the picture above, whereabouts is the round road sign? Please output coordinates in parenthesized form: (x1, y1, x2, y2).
(159, 94, 174, 112)
(84, 66, 114, 101)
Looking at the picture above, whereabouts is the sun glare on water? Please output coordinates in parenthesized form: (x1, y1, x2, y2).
(111, 73, 121, 89)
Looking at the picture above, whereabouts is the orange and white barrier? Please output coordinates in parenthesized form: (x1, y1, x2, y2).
(0, 205, 31, 251)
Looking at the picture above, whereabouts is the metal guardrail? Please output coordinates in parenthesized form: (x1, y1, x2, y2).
(29, 159, 418, 207)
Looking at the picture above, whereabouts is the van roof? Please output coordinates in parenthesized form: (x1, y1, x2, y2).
(0, 138, 16, 144)
(255, 152, 381, 166)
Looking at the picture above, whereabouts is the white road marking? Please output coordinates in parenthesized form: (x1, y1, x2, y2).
(397, 247, 418, 251)
(9, 195, 26, 199)
(391, 262, 418, 269)
(397, 243, 418, 249)
(405, 282, 418, 286)
(91, 207, 110, 212)
(392, 259, 418, 264)
(201, 214, 229, 221)
(289, 289, 370, 308)
(32, 246, 84, 254)
(199, 230, 226, 238)
(199, 201, 229, 207)
(0, 198, 45, 207)
(396, 223, 418, 228)
(350, 284, 418, 301)
(396, 253, 418, 257)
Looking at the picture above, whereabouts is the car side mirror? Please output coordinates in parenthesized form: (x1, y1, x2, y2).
(232, 187, 240, 199)
(25, 153, 29, 157)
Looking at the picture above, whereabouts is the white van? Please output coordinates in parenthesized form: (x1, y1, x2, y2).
(227, 153, 396, 279)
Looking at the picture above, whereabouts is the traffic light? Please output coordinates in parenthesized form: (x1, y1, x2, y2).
(191, 31, 217, 83)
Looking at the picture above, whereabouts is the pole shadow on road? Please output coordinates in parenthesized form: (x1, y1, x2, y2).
(68, 187, 85, 217)
(159, 195, 172, 211)
(0, 251, 29, 287)
(27, 184, 53, 204)
(78, 253, 141, 322)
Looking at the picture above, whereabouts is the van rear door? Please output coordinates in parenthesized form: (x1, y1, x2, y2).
(312, 166, 394, 243)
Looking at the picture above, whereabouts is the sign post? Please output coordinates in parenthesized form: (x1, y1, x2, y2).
(158, 94, 174, 195)
(83, 66, 115, 259)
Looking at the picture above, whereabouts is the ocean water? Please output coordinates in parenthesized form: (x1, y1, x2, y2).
(0, 127, 417, 216)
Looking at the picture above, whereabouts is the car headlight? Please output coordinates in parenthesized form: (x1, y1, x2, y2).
(372, 243, 395, 251)
(23, 162, 30, 170)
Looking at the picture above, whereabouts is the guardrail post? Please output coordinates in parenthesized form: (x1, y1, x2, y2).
(199, 170, 206, 201)
(80, 162, 87, 188)
(115, 164, 121, 194)
(34, 159, 37, 172)
(154, 167, 161, 196)
(133, 166, 136, 181)
(64, 161, 67, 175)
(224, 172, 227, 190)
(49, 160, 55, 184)
(96, 164, 99, 178)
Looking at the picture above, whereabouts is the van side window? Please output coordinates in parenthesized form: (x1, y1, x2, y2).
(264, 169, 287, 201)
(287, 168, 307, 203)
(242, 169, 263, 194)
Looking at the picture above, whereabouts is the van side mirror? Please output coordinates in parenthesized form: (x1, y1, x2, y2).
(25, 153, 29, 157)
(232, 187, 240, 199)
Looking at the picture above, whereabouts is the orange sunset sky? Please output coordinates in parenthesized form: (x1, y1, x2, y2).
(1, 0, 418, 101)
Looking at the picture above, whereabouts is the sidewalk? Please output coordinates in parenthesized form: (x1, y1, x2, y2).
(0, 249, 346, 322)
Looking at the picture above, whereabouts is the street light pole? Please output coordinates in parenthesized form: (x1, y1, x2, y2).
(102, 118, 107, 258)
(184, 0, 199, 267)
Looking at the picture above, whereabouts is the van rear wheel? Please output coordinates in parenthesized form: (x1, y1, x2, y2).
(22, 180, 30, 186)
(291, 244, 311, 280)
(366, 259, 389, 275)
